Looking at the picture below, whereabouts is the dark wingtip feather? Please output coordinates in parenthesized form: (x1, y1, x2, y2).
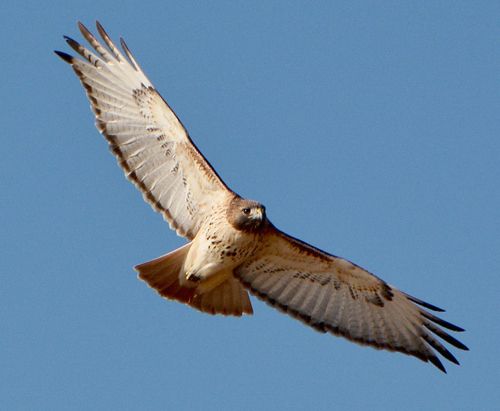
(63, 36, 81, 53)
(422, 311, 465, 332)
(54, 50, 73, 64)
(95, 20, 108, 38)
(442, 351, 460, 365)
(422, 334, 460, 365)
(78, 21, 92, 38)
(120, 37, 131, 55)
(119, 37, 136, 68)
(404, 292, 445, 312)
(428, 356, 447, 373)
(424, 321, 469, 351)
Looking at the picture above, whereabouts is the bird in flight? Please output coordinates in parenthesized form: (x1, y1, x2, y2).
(55, 22, 468, 372)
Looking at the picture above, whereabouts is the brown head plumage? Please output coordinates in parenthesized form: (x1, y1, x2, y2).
(227, 197, 267, 232)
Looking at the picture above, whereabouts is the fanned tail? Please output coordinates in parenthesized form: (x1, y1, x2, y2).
(191, 278, 253, 316)
(135, 243, 195, 304)
(135, 243, 253, 316)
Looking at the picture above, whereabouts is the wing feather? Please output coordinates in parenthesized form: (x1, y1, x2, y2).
(235, 228, 468, 372)
(56, 22, 233, 239)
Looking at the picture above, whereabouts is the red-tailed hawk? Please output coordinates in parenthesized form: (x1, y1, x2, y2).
(55, 22, 468, 372)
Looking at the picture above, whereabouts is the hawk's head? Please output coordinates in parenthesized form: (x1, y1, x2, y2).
(228, 197, 267, 232)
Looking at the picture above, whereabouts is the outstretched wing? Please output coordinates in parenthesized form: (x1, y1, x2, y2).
(235, 228, 468, 372)
(55, 22, 233, 239)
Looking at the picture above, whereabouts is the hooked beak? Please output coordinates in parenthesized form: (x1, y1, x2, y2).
(252, 206, 265, 222)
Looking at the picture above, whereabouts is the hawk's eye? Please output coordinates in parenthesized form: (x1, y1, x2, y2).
(242, 207, 251, 215)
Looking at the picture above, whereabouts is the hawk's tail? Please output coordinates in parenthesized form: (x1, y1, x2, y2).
(189, 277, 253, 316)
(135, 243, 253, 316)
(136, 243, 195, 304)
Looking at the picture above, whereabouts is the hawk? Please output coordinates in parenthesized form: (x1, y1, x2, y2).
(55, 22, 468, 372)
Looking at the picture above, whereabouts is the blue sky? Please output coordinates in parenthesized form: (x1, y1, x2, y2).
(2, 1, 499, 410)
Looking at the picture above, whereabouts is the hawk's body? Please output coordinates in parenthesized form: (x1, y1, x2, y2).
(138, 197, 264, 316)
(180, 198, 264, 294)
(56, 22, 468, 372)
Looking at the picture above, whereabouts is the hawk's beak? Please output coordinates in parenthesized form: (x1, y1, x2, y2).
(248, 207, 264, 224)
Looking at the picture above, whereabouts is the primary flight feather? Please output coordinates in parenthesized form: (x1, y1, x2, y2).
(55, 22, 468, 373)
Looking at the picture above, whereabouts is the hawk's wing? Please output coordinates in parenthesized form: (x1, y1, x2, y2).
(55, 22, 233, 240)
(235, 227, 468, 372)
